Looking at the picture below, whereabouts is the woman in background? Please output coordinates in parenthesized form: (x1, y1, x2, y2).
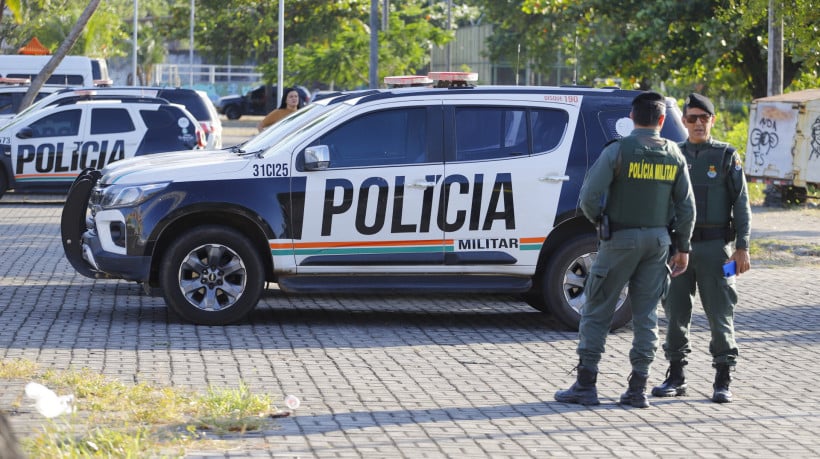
(257, 88, 303, 132)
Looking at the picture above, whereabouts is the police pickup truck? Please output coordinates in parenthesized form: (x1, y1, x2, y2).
(61, 73, 687, 329)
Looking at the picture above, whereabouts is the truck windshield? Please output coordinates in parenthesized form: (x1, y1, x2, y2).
(242, 102, 346, 153)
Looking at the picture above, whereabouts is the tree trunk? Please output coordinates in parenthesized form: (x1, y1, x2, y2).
(19, 0, 102, 110)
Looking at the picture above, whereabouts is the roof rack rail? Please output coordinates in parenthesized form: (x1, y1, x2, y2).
(57, 96, 171, 107)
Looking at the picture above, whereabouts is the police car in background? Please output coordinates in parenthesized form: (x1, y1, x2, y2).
(61, 73, 687, 330)
(0, 98, 205, 197)
(6, 86, 223, 149)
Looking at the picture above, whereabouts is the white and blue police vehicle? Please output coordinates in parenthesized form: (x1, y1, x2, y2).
(61, 73, 687, 329)
(8, 86, 223, 149)
(0, 98, 205, 197)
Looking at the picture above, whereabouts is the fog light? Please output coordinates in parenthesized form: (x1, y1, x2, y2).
(109, 222, 125, 248)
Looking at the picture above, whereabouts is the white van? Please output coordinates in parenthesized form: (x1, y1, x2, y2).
(0, 55, 109, 87)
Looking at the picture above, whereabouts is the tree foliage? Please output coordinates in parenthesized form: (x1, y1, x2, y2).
(3, 0, 818, 99)
(18, 0, 102, 109)
(189, 0, 461, 90)
(1, 0, 126, 58)
(476, 0, 820, 100)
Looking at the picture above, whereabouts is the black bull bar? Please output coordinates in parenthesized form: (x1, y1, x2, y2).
(60, 168, 102, 279)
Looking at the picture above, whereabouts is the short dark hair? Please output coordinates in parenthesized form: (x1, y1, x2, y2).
(631, 91, 666, 127)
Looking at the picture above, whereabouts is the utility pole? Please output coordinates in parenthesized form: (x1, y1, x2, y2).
(189, 0, 195, 87)
(369, 0, 378, 88)
(382, 0, 389, 31)
(768, 0, 783, 96)
(277, 0, 284, 108)
(446, 0, 452, 71)
(133, 0, 138, 86)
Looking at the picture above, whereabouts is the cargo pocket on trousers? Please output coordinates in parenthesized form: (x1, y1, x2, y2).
(585, 265, 609, 304)
(720, 275, 738, 305)
(661, 268, 671, 301)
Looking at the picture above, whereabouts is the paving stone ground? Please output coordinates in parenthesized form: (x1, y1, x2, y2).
(1, 202, 819, 458)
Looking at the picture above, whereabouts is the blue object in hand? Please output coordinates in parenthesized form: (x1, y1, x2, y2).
(723, 260, 737, 277)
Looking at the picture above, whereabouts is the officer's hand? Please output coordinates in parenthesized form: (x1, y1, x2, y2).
(731, 248, 751, 275)
(668, 252, 689, 277)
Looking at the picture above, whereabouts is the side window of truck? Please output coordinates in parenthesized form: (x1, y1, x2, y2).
(454, 107, 527, 161)
(531, 108, 570, 154)
(453, 107, 569, 161)
(317, 108, 428, 168)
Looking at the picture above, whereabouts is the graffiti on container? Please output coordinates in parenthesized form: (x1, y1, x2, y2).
(749, 117, 780, 166)
(811, 116, 820, 161)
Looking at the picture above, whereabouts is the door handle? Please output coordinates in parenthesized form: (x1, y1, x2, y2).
(408, 180, 437, 188)
(540, 175, 570, 182)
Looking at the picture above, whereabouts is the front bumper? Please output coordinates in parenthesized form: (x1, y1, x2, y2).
(60, 169, 151, 282)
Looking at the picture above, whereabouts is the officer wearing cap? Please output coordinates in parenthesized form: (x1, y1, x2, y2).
(555, 91, 696, 408)
(652, 93, 752, 403)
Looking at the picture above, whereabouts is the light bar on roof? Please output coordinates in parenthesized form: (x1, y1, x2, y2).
(383, 75, 433, 87)
(427, 72, 478, 82)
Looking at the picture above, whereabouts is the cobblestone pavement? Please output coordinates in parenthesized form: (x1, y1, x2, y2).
(1, 202, 819, 458)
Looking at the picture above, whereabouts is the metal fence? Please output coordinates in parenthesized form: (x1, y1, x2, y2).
(153, 63, 263, 101)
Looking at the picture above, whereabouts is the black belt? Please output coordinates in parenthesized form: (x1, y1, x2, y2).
(610, 223, 664, 232)
(691, 227, 727, 242)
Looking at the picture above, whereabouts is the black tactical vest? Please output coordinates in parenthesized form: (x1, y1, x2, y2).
(682, 142, 733, 227)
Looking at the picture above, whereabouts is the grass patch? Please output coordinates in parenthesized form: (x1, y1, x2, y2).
(749, 238, 820, 265)
(193, 383, 274, 434)
(25, 424, 162, 459)
(2, 359, 291, 458)
(748, 182, 766, 206)
(0, 358, 39, 379)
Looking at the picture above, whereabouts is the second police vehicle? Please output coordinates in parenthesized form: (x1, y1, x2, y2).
(0, 97, 205, 197)
(61, 73, 687, 329)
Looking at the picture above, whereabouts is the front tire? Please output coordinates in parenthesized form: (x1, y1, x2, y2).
(541, 234, 632, 331)
(224, 105, 242, 120)
(0, 169, 8, 199)
(160, 225, 264, 325)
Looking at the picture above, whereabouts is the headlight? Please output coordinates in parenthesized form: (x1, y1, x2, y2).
(99, 182, 169, 209)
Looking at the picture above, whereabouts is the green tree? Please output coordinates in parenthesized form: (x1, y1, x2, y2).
(187, 0, 467, 90)
(1, 0, 126, 58)
(19, 0, 102, 109)
(278, 0, 453, 90)
(476, 0, 819, 99)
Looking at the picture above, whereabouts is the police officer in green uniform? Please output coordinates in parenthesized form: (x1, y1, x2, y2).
(652, 93, 751, 403)
(555, 91, 696, 408)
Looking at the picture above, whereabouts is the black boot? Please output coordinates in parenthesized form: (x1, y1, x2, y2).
(555, 364, 600, 405)
(712, 363, 733, 403)
(651, 360, 688, 397)
(619, 371, 650, 408)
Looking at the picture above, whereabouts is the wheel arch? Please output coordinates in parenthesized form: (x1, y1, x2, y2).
(147, 209, 275, 288)
(535, 212, 596, 277)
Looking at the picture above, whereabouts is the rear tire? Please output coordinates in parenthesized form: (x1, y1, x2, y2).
(160, 225, 264, 325)
(541, 233, 632, 331)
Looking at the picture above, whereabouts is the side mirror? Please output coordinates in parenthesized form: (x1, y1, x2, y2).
(16, 127, 34, 139)
(304, 145, 330, 171)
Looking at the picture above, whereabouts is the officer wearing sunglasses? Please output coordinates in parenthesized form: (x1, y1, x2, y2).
(653, 93, 752, 404)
